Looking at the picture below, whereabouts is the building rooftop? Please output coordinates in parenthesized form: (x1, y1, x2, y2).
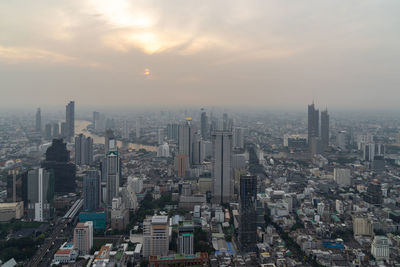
(152, 215, 168, 224)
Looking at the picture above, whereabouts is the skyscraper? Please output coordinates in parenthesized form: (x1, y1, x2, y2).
(66, 101, 75, 141)
(212, 131, 233, 204)
(239, 174, 257, 252)
(75, 134, 93, 166)
(52, 122, 59, 138)
(320, 109, 329, 150)
(136, 116, 142, 138)
(178, 118, 193, 166)
(83, 170, 100, 212)
(233, 127, 244, 149)
(167, 123, 179, 142)
(41, 139, 76, 194)
(45, 123, 52, 140)
(200, 111, 209, 140)
(27, 168, 54, 222)
(308, 102, 319, 144)
(35, 108, 41, 133)
(105, 130, 120, 205)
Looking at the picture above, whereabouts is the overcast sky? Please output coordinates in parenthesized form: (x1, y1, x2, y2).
(0, 0, 399, 109)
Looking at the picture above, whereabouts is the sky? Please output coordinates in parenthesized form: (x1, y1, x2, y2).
(0, 0, 399, 109)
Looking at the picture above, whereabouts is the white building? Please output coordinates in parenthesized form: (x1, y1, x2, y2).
(129, 177, 143, 194)
(157, 143, 170, 157)
(371, 236, 389, 261)
(335, 200, 344, 215)
(317, 202, 325, 215)
(334, 168, 351, 187)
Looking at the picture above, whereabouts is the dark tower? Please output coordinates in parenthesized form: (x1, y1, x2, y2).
(239, 174, 257, 252)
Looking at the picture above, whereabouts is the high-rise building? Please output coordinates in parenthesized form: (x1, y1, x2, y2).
(192, 132, 202, 165)
(167, 123, 179, 142)
(239, 174, 257, 252)
(320, 109, 329, 150)
(75, 134, 93, 166)
(200, 111, 209, 140)
(35, 108, 41, 133)
(41, 139, 76, 194)
(308, 102, 319, 144)
(66, 101, 75, 141)
(105, 130, 120, 205)
(83, 170, 100, 212)
(27, 168, 54, 222)
(333, 168, 351, 187)
(136, 117, 142, 138)
(364, 179, 382, 206)
(6, 170, 27, 203)
(73, 221, 93, 255)
(157, 128, 164, 145)
(52, 122, 59, 138)
(175, 154, 187, 178)
(353, 216, 373, 236)
(60, 122, 67, 139)
(45, 123, 52, 140)
(178, 118, 193, 166)
(371, 236, 389, 261)
(178, 221, 194, 255)
(212, 131, 233, 204)
(233, 127, 244, 149)
(143, 215, 169, 257)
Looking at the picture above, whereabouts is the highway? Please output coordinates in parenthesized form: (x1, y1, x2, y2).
(27, 199, 83, 267)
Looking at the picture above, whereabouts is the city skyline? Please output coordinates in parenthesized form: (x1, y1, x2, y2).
(1, 1, 400, 108)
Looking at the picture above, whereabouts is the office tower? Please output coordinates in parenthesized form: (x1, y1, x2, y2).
(353, 217, 373, 236)
(233, 127, 244, 149)
(93, 111, 100, 126)
(105, 130, 120, 205)
(66, 101, 75, 141)
(143, 215, 169, 257)
(60, 122, 67, 139)
(320, 109, 329, 150)
(178, 118, 193, 166)
(121, 178, 138, 210)
(178, 221, 194, 255)
(192, 132, 202, 165)
(175, 154, 187, 178)
(6, 170, 28, 203)
(371, 236, 389, 261)
(75, 134, 93, 166)
(136, 116, 142, 138)
(27, 168, 54, 221)
(45, 123, 52, 140)
(83, 170, 100, 212)
(167, 123, 179, 142)
(122, 120, 129, 140)
(74, 221, 93, 255)
(239, 174, 257, 252)
(110, 197, 129, 230)
(157, 128, 164, 145)
(337, 131, 347, 150)
(52, 122, 59, 138)
(41, 139, 76, 193)
(212, 131, 233, 204)
(35, 108, 41, 133)
(200, 111, 209, 140)
(308, 102, 319, 144)
(364, 179, 383, 206)
(222, 113, 229, 131)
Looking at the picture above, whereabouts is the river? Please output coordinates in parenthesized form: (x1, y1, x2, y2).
(75, 120, 157, 152)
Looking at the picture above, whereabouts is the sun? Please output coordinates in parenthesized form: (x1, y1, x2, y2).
(144, 68, 150, 76)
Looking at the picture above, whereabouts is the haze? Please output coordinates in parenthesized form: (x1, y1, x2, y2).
(0, 0, 399, 109)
